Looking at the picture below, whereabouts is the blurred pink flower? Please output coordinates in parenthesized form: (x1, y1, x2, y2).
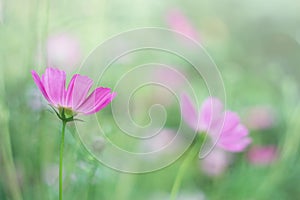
(151, 191, 206, 200)
(0, 1, 3, 24)
(26, 86, 47, 111)
(46, 33, 81, 71)
(153, 67, 185, 89)
(244, 106, 275, 130)
(181, 94, 251, 152)
(247, 145, 278, 166)
(142, 129, 182, 153)
(151, 67, 186, 105)
(200, 147, 231, 176)
(43, 164, 60, 186)
(31, 67, 116, 117)
(166, 9, 200, 41)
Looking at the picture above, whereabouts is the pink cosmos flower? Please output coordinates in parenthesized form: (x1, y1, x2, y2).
(26, 86, 47, 111)
(151, 66, 186, 105)
(152, 67, 186, 89)
(0, 1, 3, 24)
(244, 106, 275, 130)
(166, 9, 201, 41)
(247, 145, 278, 166)
(200, 147, 231, 177)
(141, 128, 183, 154)
(31, 67, 116, 119)
(181, 94, 251, 152)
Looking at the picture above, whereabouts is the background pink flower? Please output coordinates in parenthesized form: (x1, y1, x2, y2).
(152, 67, 185, 89)
(200, 147, 231, 177)
(181, 94, 251, 152)
(31, 67, 116, 116)
(166, 9, 201, 41)
(247, 145, 278, 166)
(26, 86, 47, 111)
(150, 66, 186, 106)
(0, 1, 3, 24)
(244, 106, 275, 130)
(141, 128, 183, 154)
(46, 33, 82, 71)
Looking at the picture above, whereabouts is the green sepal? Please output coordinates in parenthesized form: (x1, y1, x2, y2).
(48, 105, 78, 123)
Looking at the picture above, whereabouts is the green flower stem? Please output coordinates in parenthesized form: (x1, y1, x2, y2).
(170, 135, 203, 200)
(59, 120, 67, 200)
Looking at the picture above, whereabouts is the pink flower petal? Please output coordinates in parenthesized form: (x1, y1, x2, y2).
(244, 106, 275, 130)
(85, 92, 116, 115)
(181, 94, 199, 131)
(41, 68, 66, 106)
(31, 67, 116, 116)
(247, 145, 278, 165)
(221, 124, 248, 142)
(65, 74, 93, 109)
(215, 124, 250, 152)
(201, 148, 230, 176)
(218, 137, 252, 152)
(212, 111, 240, 135)
(199, 97, 223, 130)
(31, 70, 52, 104)
(77, 87, 115, 114)
(166, 9, 200, 41)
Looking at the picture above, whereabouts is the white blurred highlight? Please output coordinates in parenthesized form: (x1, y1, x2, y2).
(46, 33, 82, 71)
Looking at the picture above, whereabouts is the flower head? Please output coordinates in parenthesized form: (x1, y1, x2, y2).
(244, 106, 275, 130)
(166, 9, 201, 41)
(247, 145, 278, 166)
(31, 67, 116, 121)
(26, 86, 47, 112)
(181, 94, 251, 152)
(200, 147, 231, 176)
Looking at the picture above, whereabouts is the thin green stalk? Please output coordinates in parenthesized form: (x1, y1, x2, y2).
(86, 163, 98, 199)
(170, 137, 202, 200)
(0, 59, 22, 200)
(59, 121, 67, 200)
(0, 104, 23, 200)
(114, 173, 135, 200)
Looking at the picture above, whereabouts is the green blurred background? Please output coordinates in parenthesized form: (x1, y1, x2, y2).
(1, 0, 300, 199)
